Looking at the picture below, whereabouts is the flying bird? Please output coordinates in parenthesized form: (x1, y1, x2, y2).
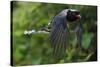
(25, 9, 83, 60)
(41, 9, 83, 60)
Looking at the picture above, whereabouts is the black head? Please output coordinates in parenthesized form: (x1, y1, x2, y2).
(66, 9, 81, 22)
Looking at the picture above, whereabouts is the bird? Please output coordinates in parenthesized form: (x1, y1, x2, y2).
(41, 9, 83, 60)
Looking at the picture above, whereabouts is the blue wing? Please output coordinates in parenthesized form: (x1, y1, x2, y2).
(76, 19, 83, 49)
(50, 16, 69, 59)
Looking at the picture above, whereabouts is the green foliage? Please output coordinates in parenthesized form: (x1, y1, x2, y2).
(12, 1, 97, 66)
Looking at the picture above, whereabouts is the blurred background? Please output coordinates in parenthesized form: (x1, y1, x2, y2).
(11, 1, 97, 66)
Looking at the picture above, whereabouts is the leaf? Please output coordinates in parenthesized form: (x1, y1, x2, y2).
(82, 33, 94, 49)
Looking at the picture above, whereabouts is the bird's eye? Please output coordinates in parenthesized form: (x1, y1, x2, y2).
(75, 11, 80, 15)
(72, 12, 76, 16)
(68, 10, 71, 12)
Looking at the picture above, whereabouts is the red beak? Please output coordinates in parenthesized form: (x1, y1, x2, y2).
(76, 14, 81, 19)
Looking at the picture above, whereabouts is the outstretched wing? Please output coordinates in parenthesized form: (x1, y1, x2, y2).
(76, 19, 83, 49)
(50, 16, 69, 59)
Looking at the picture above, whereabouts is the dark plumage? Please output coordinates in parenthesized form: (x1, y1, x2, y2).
(49, 9, 82, 59)
(41, 9, 83, 60)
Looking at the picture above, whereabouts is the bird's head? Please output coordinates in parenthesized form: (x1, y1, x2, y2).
(66, 9, 81, 22)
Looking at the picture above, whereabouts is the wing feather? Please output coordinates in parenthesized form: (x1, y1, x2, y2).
(50, 16, 69, 59)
